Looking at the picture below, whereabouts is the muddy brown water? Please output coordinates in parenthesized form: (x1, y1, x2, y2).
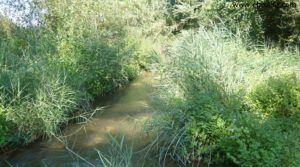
(0, 73, 178, 167)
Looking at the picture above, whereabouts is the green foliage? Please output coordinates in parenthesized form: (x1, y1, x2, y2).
(0, 0, 163, 147)
(203, 0, 300, 46)
(247, 74, 300, 118)
(4, 77, 78, 143)
(152, 26, 300, 166)
(164, 0, 300, 46)
(74, 35, 139, 95)
(0, 104, 11, 146)
(164, 0, 202, 33)
(219, 112, 300, 167)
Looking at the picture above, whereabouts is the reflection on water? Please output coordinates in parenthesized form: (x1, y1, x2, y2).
(0, 72, 174, 167)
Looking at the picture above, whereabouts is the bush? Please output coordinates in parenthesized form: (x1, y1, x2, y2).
(247, 74, 300, 118)
(74, 35, 139, 96)
(164, 0, 300, 47)
(152, 26, 300, 166)
(219, 111, 300, 167)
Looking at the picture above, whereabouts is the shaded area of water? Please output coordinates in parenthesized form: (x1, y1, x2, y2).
(0, 72, 172, 167)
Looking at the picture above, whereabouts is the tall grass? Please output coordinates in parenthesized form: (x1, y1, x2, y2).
(151, 26, 300, 166)
(0, 23, 79, 145)
(0, 0, 165, 148)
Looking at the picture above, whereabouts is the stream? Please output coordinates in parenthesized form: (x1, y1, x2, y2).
(0, 72, 175, 167)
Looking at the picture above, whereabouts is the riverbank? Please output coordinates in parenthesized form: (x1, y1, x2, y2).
(0, 72, 164, 167)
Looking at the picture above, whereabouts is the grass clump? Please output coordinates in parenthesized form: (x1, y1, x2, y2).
(152, 26, 300, 166)
(96, 134, 133, 167)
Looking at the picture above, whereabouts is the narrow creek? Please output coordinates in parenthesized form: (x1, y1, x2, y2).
(0, 72, 175, 167)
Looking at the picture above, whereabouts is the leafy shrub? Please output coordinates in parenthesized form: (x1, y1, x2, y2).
(247, 73, 300, 118)
(75, 35, 138, 95)
(219, 112, 300, 167)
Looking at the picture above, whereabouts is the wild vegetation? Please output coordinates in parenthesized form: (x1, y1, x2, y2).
(0, 0, 163, 147)
(165, 0, 300, 47)
(1, 0, 300, 166)
(150, 0, 300, 166)
(151, 27, 300, 166)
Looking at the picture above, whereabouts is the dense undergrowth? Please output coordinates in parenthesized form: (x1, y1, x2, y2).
(151, 27, 300, 166)
(165, 0, 300, 47)
(0, 0, 164, 148)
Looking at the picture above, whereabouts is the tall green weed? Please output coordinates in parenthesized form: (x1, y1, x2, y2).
(153, 26, 300, 166)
